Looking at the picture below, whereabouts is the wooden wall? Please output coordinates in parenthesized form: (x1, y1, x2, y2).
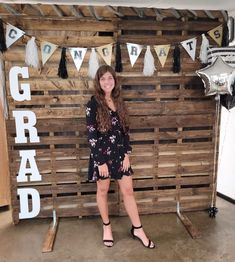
(2, 7, 223, 223)
(0, 106, 10, 207)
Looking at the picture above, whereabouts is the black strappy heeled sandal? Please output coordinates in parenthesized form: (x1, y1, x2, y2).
(131, 225, 155, 249)
(103, 221, 114, 247)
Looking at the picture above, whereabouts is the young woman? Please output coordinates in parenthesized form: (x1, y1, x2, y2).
(86, 65, 155, 249)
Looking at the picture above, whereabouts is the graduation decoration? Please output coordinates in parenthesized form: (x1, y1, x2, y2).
(207, 47, 235, 67)
(25, 37, 40, 69)
(221, 83, 235, 110)
(181, 37, 197, 61)
(208, 24, 223, 47)
(58, 47, 68, 79)
(173, 44, 181, 73)
(196, 56, 235, 96)
(199, 34, 209, 64)
(208, 206, 218, 218)
(143, 46, 155, 76)
(115, 42, 122, 72)
(96, 43, 113, 66)
(6, 23, 25, 48)
(0, 19, 228, 78)
(154, 44, 170, 67)
(228, 16, 235, 46)
(0, 19, 7, 53)
(88, 48, 99, 79)
(40, 41, 58, 66)
(222, 22, 229, 47)
(70, 47, 87, 72)
(127, 43, 143, 67)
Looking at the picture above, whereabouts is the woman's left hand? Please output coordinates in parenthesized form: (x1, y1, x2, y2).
(122, 154, 130, 172)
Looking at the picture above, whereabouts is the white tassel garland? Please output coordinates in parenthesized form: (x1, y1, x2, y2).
(88, 48, 99, 79)
(25, 37, 40, 69)
(143, 46, 155, 76)
(199, 34, 209, 64)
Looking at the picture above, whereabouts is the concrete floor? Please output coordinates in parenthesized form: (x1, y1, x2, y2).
(0, 197, 235, 262)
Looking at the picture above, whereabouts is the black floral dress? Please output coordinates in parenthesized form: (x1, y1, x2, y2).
(86, 96, 133, 181)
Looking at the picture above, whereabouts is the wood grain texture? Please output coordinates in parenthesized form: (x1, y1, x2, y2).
(2, 8, 223, 223)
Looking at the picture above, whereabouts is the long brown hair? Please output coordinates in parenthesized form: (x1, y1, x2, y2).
(94, 65, 129, 132)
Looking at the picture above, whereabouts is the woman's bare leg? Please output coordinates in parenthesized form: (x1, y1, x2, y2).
(96, 179, 113, 246)
(118, 175, 154, 247)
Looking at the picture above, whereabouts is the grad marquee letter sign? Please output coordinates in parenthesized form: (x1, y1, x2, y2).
(9, 66, 41, 219)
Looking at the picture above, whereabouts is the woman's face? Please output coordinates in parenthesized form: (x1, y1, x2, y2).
(99, 71, 115, 95)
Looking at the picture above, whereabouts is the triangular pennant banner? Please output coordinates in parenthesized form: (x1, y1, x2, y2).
(40, 41, 58, 65)
(127, 43, 143, 67)
(208, 24, 223, 46)
(181, 37, 197, 61)
(6, 23, 25, 48)
(70, 47, 87, 71)
(96, 44, 113, 66)
(154, 44, 170, 67)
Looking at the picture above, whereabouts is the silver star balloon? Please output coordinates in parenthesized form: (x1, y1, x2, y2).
(196, 56, 235, 96)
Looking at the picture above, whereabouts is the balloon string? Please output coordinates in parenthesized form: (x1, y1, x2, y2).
(211, 95, 220, 207)
(217, 110, 230, 169)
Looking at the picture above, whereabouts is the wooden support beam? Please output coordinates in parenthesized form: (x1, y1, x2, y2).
(30, 4, 45, 16)
(52, 4, 64, 17)
(131, 7, 145, 18)
(42, 212, 59, 253)
(204, 10, 215, 19)
(187, 10, 198, 19)
(170, 8, 181, 19)
(177, 203, 201, 239)
(88, 6, 104, 21)
(153, 8, 166, 21)
(69, 5, 84, 18)
(2, 3, 20, 15)
(106, 6, 124, 18)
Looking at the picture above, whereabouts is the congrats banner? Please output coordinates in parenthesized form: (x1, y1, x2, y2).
(127, 43, 143, 67)
(70, 47, 87, 71)
(2, 21, 226, 75)
(154, 44, 170, 67)
(208, 24, 223, 47)
(96, 43, 113, 66)
(40, 41, 58, 65)
(6, 23, 25, 48)
(181, 37, 197, 61)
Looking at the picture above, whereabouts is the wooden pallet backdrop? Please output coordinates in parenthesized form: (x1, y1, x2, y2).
(1, 6, 224, 224)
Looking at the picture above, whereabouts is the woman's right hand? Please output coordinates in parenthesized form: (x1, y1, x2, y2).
(98, 163, 109, 177)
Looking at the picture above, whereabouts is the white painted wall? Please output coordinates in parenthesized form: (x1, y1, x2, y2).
(217, 107, 235, 200)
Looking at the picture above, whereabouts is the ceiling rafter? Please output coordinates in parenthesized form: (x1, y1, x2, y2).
(31, 4, 45, 16)
(2, 3, 20, 15)
(153, 8, 166, 21)
(69, 5, 84, 18)
(131, 7, 145, 18)
(52, 4, 64, 17)
(106, 6, 124, 18)
(88, 6, 104, 20)
(169, 8, 181, 19)
(204, 10, 215, 19)
(187, 10, 198, 19)
(27, 4, 44, 16)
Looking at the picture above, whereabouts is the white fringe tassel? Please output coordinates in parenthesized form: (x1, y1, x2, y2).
(25, 37, 40, 69)
(0, 53, 8, 119)
(199, 34, 209, 64)
(88, 48, 99, 79)
(143, 46, 155, 76)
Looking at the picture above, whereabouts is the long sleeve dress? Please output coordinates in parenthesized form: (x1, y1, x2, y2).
(86, 96, 133, 181)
